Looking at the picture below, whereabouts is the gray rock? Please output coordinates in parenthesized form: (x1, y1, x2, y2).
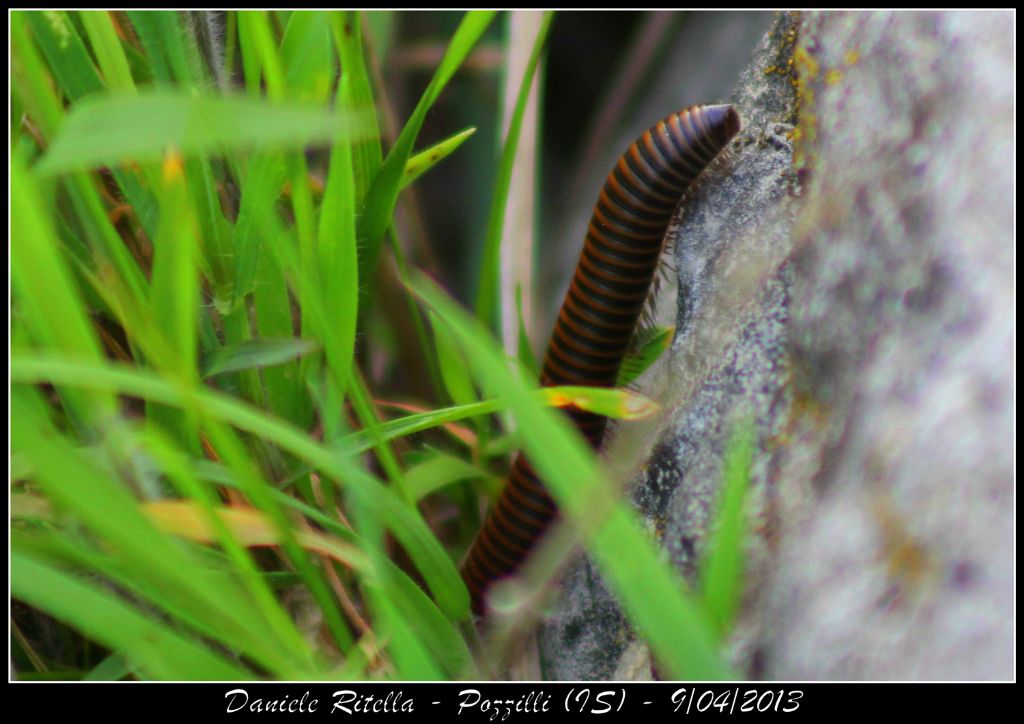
(539, 10, 1013, 681)
(540, 11, 800, 680)
(758, 10, 1013, 681)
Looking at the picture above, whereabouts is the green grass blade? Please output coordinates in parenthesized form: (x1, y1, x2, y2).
(230, 152, 285, 310)
(128, 11, 201, 86)
(281, 10, 334, 102)
(146, 152, 201, 444)
(26, 11, 103, 100)
(11, 12, 65, 140)
(84, 653, 133, 682)
(400, 127, 477, 190)
(429, 309, 479, 409)
(202, 338, 321, 378)
(139, 427, 330, 672)
(237, 11, 285, 99)
(538, 386, 659, 420)
(515, 283, 540, 378)
(385, 559, 476, 677)
(37, 91, 375, 177)
(316, 73, 360, 401)
(125, 11, 175, 84)
(700, 417, 756, 638)
(357, 11, 496, 283)
(11, 156, 111, 425)
(278, 13, 330, 427)
(11, 159, 103, 364)
(251, 214, 306, 424)
(405, 453, 501, 503)
(183, 155, 233, 310)
(79, 11, 136, 93)
(339, 399, 502, 454)
(12, 549, 253, 681)
(147, 154, 198, 368)
(474, 11, 553, 334)
(366, 586, 445, 680)
(617, 325, 674, 386)
(347, 367, 409, 501)
(331, 11, 383, 203)
(14, 525, 305, 678)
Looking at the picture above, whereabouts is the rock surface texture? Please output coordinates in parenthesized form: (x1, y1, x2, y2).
(539, 11, 1013, 681)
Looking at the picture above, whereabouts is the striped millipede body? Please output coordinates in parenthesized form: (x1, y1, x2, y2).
(462, 104, 741, 616)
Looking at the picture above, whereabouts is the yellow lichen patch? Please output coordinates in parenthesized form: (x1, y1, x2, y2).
(871, 496, 937, 599)
(825, 69, 843, 86)
(792, 39, 822, 172)
(764, 15, 800, 86)
(793, 44, 820, 80)
(775, 362, 832, 448)
(844, 49, 860, 66)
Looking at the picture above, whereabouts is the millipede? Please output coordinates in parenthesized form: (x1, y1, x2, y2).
(462, 103, 741, 616)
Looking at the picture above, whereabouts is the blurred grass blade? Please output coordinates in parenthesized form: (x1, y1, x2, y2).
(80, 11, 136, 93)
(142, 500, 370, 571)
(11, 160, 101, 365)
(331, 11, 382, 203)
(26, 11, 103, 100)
(27, 9, 161, 237)
(11, 155, 110, 425)
(700, 417, 756, 638)
(429, 310, 478, 408)
(405, 453, 501, 503)
(202, 338, 321, 378)
(617, 325, 673, 386)
(515, 283, 540, 378)
(146, 150, 201, 443)
(364, 581, 444, 680)
(251, 219, 307, 424)
(385, 557, 476, 677)
(281, 10, 334, 103)
(84, 653, 133, 682)
(237, 11, 284, 99)
(37, 90, 376, 176)
(12, 549, 253, 681)
(230, 153, 286, 312)
(126, 11, 181, 84)
(316, 73, 360, 400)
